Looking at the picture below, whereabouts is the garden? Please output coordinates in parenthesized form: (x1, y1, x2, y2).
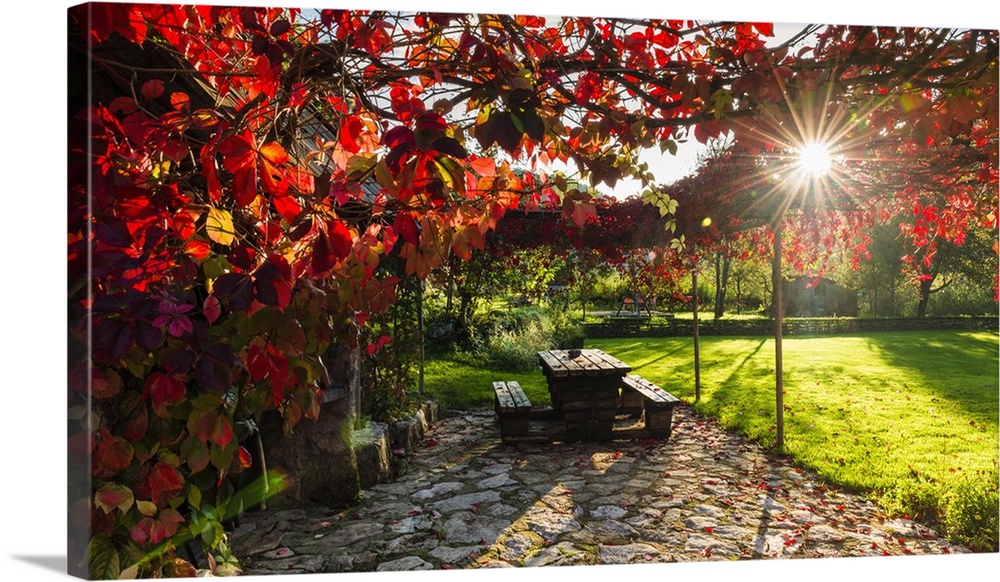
(66, 4, 998, 579)
(410, 252, 998, 552)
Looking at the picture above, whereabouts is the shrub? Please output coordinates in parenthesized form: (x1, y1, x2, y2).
(942, 478, 1000, 552)
(485, 319, 551, 371)
(359, 278, 421, 422)
(424, 301, 585, 371)
(469, 306, 585, 371)
(882, 478, 943, 525)
(880, 474, 999, 552)
(549, 309, 585, 349)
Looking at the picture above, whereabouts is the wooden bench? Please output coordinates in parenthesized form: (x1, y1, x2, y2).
(620, 375, 680, 437)
(493, 381, 532, 442)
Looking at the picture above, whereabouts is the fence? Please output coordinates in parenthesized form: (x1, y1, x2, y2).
(582, 315, 999, 338)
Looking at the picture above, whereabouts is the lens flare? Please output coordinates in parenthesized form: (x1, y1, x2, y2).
(797, 142, 832, 176)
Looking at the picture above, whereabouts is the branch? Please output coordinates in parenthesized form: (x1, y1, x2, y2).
(92, 58, 257, 78)
(928, 276, 954, 294)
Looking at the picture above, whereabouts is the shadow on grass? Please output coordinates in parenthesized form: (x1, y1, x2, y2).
(862, 330, 999, 419)
(724, 338, 768, 382)
(693, 339, 779, 442)
(617, 341, 690, 370)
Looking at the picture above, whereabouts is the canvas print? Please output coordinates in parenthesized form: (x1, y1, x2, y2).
(67, 2, 999, 579)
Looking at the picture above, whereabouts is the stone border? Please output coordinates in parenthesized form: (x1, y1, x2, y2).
(354, 400, 440, 488)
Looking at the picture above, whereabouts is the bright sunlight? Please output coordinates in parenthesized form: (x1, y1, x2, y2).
(797, 142, 833, 176)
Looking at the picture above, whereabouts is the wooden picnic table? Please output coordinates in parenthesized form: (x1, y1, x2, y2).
(493, 349, 680, 443)
(537, 348, 632, 440)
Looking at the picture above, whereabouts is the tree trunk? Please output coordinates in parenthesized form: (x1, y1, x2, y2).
(457, 292, 473, 335)
(692, 269, 701, 402)
(417, 280, 425, 396)
(713, 253, 731, 320)
(772, 220, 784, 452)
(917, 276, 933, 317)
(445, 259, 456, 314)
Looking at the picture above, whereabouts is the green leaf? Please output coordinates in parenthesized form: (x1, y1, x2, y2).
(345, 153, 377, 180)
(210, 442, 236, 472)
(86, 536, 120, 580)
(374, 159, 395, 192)
(181, 436, 211, 474)
(191, 394, 224, 412)
(200, 517, 225, 547)
(660, 139, 678, 156)
(203, 257, 227, 280)
(188, 483, 201, 509)
(291, 358, 322, 386)
(434, 156, 466, 197)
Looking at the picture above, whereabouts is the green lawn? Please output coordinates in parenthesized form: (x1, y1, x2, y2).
(423, 354, 550, 410)
(423, 330, 999, 550)
(586, 331, 998, 492)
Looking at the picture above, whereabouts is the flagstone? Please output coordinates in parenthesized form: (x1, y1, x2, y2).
(375, 556, 434, 571)
(411, 481, 465, 501)
(598, 542, 663, 564)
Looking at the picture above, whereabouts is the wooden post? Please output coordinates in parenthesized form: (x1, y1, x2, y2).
(692, 268, 701, 402)
(417, 278, 425, 396)
(773, 219, 784, 451)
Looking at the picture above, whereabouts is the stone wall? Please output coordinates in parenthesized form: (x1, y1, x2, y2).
(259, 342, 361, 508)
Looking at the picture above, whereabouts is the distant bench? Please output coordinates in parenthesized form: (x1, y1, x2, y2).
(620, 375, 680, 438)
(493, 381, 532, 443)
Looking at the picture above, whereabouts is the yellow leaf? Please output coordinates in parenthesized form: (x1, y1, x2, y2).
(898, 92, 927, 114)
(118, 564, 139, 579)
(136, 500, 158, 517)
(205, 208, 235, 246)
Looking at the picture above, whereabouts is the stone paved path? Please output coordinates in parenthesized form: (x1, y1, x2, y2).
(230, 405, 968, 575)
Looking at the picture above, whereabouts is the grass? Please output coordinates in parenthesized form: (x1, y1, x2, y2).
(586, 331, 998, 488)
(422, 353, 550, 410)
(423, 330, 999, 550)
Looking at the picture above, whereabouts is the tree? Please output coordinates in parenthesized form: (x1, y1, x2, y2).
(68, 5, 997, 576)
(835, 216, 911, 317)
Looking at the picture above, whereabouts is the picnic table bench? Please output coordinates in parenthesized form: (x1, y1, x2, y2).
(620, 374, 680, 438)
(492, 381, 532, 444)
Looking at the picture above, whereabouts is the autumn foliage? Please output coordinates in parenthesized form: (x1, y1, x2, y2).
(68, 3, 996, 577)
